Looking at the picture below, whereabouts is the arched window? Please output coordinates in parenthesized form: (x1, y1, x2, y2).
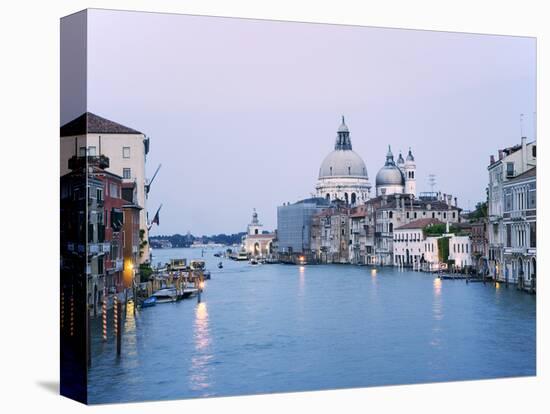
(389, 223, 393, 232)
(348, 166, 351, 175)
(326, 193, 330, 200)
(351, 193, 356, 204)
(330, 166, 333, 175)
(344, 193, 349, 204)
(255, 229, 259, 235)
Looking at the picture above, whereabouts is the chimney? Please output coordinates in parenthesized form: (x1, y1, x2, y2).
(521, 136, 527, 172)
(490, 155, 495, 164)
(498, 149, 503, 160)
(454, 197, 458, 207)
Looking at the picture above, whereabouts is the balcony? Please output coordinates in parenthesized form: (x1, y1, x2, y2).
(68, 155, 110, 170)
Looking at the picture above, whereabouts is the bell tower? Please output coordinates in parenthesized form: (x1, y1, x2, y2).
(404, 147, 416, 196)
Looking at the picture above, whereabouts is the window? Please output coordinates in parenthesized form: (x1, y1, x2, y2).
(506, 162, 514, 177)
(88, 146, 97, 156)
(110, 183, 119, 198)
(79, 146, 87, 156)
(123, 168, 131, 179)
(123, 146, 131, 158)
(96, 188, 103, 202)
(533, 145, 536, 158)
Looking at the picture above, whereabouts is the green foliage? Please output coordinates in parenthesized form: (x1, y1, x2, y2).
(139, 263, 153, 283)
(437, 237, 450, 263)
(423, 223, 461, 237)
(469, 201, 488, 222)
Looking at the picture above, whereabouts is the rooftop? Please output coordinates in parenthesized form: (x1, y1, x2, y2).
(395, 218, 444, 230)
(60, 112, 143, 136)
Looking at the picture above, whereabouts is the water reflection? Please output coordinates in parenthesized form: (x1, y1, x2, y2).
(189, 302, 212, 392)
(431, 278, 443, 349)
(298, 266, 305, 293)
(121, 300, 139, 366)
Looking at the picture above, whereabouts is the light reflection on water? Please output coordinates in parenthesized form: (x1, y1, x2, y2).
(88, 248, 536, 404)
(189, 302, 212, 392)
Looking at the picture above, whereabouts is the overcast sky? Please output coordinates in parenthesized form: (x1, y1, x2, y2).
(63, 9, 536, 235)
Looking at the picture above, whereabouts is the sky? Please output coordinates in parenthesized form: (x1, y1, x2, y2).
(61, 9, 536, 235)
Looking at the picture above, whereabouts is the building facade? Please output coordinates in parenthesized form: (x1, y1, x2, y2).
(501, 167, 536, 290)
(487, 137, 536, 281)
(60, 112, 151, 263)
(277, 197, 331, 260)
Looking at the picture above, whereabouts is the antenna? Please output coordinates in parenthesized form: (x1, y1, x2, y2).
(533, 111, 537, 140)
(520, 113, 524, 137)
(428, 174, 436, 193)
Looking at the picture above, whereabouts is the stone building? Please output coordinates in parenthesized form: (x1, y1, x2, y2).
(501, 167, 536, 290)
(310, 203, 351, 264)
(393, 218, 443, 268)
(60, 112, 151, 263)
(487, 137, 536, 280)
(368, 193, 461, 266)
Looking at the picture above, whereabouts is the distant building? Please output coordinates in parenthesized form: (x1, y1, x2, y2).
(368, 192, 461, 266)
(310, 203, 350, 264)
(242, 209, 275, 257)
(60, 112, 151, 263)
(277, 197, 331, 260)
(393, 218, 443, 267)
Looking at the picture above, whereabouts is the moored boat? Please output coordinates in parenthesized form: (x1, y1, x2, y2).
(141, 296, 157, 308)
(152, 288, 178, 303)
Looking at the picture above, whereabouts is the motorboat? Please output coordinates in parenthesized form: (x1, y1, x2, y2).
(217, 262, 223, 269)
(182, 287, 198, 298)
(152, 288, 178, 303)
(141, 296, 157, 308)
(249, 258, 259, 266)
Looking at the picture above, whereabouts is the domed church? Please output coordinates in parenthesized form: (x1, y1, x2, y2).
(315, 117, 372, 205)
(375, 146, 416, 196)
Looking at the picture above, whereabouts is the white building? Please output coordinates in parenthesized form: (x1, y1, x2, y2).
(449, 236, 472, 269)
(393, 218, 443, 267)
(316, 117, 372, 205)
(61, 112, 151, 263)
(242, 209, 275, 257)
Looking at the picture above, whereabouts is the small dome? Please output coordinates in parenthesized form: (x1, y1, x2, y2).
(319, 150, 368, 179)
(406, 148, 415, 162)
(375, 165, 405, 186)
(376, 145, 405, 186)
(397, 152, 405, 165)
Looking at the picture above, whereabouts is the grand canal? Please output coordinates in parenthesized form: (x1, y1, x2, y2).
(88, 248, 536, 404)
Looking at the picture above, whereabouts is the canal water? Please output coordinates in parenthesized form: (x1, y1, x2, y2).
(88, 247, 536, 404)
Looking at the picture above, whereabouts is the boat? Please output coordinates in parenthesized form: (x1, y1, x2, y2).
(168, 258, 187, 272)
(182, 287, 198, 298)
(249, 258, 259, 265)
(203, 270, 211, 280)
(141, 296, 157, 308)
(217, 262, 223, 269)
(190, 259, 206, 270)
(152, 288, 178, 303)
(231, 250, 249, 261)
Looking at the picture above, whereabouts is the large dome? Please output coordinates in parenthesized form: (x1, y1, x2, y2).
(319, 149, 368, 179)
